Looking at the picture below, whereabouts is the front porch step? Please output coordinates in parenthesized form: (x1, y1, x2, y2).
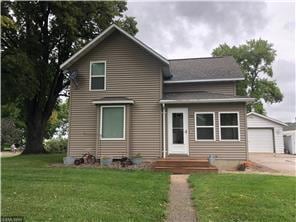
(153, 166, 218, 174)
(154, 159, 210, 167)
(152, 158, 218, 174)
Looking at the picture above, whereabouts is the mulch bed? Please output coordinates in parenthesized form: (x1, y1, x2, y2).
(49, 161, 153, 171)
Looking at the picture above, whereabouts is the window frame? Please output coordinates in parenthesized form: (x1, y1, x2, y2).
(218, 112, 240, 141)
(100, 105, 126, 140)
(89, 60, 106, 91)
(194, 112, 216, 141)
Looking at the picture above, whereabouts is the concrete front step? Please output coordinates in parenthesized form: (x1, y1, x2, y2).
(154, 166, 218, 174)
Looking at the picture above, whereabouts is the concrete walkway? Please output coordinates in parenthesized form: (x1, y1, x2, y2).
(166, 175, 197, 222)
(0, 151, 22, 158)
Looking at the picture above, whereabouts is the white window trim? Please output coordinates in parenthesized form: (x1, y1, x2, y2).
(100, 105, 126, 140)
(194, 112, 216, 141)
(89, 60, 106, 91)
(218, 112, 240, 141)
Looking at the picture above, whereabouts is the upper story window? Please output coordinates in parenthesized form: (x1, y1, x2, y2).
(219, 112, 240, 141)
(195, 112, 215, 141)
(90, 61, 106, 90)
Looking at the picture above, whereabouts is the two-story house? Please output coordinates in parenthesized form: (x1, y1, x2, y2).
(60, 24, 253, 170)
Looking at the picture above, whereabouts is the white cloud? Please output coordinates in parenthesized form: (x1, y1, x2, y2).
(126, 1, 295, 122)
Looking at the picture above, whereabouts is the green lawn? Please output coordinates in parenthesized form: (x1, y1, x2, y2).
(189, 174, 296, 222)
(2, 154, 170, 222)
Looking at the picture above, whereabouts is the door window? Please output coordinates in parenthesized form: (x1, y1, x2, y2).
(172, 113, 184, 144)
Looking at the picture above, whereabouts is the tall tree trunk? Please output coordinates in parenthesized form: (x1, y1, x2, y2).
(22, 100, 47, 154)
(22, 72, 63, 154)
(23, 118, 46, 154)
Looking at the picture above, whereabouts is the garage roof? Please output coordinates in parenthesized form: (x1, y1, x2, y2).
(247, 112, 287, 127)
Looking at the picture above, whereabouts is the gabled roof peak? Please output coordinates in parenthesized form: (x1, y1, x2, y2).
(247, 112, 287, 127)
(60, 24, 169, 70)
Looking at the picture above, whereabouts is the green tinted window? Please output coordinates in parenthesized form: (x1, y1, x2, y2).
(102, 107, 124, 139)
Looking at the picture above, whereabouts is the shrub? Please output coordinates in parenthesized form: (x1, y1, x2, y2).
(44, 138, 67, 153)
(1, 118, 23, 148)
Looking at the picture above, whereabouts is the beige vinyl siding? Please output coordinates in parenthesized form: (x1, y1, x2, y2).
(166, 103, 247, 160)
(164, 82, 236, 95)
(68, 30, 162, 159)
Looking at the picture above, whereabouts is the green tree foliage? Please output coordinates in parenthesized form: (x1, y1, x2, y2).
(46, 99, 69, 139)
(212, 39, 283, 114)
(1, 1, 137, 153)
(1, 103, 25, 129)
(44, 138, 68, 153)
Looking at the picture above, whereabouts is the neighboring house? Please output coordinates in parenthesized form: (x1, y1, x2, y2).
(283, 123, 296, 154)
(60, 24, 254, 168)
(247, 112, 287, 153)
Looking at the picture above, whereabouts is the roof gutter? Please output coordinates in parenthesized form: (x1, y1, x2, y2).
(164, 77, 245, 84)
(160, 98, 255, 104)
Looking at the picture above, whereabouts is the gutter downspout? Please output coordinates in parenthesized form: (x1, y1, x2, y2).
(162, 103, 166, 158)
(95, 106, 99, 159)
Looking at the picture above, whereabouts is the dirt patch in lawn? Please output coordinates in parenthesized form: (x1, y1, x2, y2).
(221, 161, 294, 176)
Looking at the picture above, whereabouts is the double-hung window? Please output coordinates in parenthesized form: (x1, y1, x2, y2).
(100, 106, 125, 140)
(219, 112, 240, 140)
(90, 61, 106, 90)
(195, 112, 215, 141)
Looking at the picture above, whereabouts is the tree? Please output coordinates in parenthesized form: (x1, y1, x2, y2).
(46, 99, 69, 139)
(1, 1, 137, 154)
(212, 39, 283, 114)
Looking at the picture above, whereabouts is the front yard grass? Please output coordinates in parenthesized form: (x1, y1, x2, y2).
(189, 174, 296, 222)
(2, 154, 170, 222)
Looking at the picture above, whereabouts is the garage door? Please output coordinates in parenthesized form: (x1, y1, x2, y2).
(248, 129, 274, 153)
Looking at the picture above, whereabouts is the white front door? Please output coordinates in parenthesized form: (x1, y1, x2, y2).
(168, 108, 189, 155)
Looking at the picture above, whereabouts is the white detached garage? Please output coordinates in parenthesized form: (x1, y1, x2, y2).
(247, 112, 287, 153)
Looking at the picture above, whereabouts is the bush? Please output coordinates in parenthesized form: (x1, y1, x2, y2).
(44, 138, 67, 153)
(1, 118, 23, 148)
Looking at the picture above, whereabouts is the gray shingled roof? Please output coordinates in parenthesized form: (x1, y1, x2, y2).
(283, 122, 296, 131)
(167, 56, 243, 81)
(162, 91, 250, 100)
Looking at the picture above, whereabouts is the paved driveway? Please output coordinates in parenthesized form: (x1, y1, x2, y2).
(249, 153, 296, 176)
(0, 151, 22, 158)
